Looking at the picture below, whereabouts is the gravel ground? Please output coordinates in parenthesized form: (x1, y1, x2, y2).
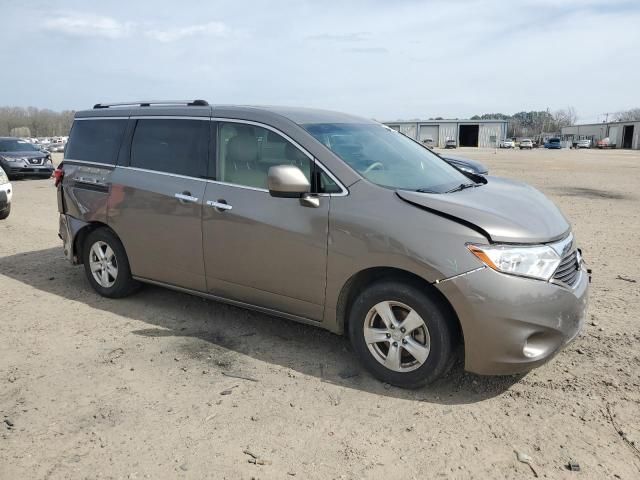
(1, 149, 639, 479)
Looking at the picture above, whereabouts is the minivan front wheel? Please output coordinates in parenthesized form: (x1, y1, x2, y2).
(349, 281, 455, 388)
(83, 228, 139, 298)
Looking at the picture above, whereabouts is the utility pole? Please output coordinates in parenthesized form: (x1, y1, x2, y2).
(600, 112, 613, 123)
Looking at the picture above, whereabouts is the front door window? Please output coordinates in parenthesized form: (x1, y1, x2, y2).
(217, 122, 312, 189)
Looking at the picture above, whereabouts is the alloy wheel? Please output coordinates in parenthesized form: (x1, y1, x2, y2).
(363, 301, 431, 372)
(89, 241, 118, 288)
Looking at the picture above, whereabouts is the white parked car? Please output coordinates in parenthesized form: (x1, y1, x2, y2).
(0, 166, 12, 219)
(500, 139, 515, 148)
(48, 142, 66, 153)
(576, 139, 591, 149)
(519, 139, 533, 149)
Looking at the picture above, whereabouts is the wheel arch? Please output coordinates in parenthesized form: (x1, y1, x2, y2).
(73, 221, 119, 265)
(336, 267, 463, 345)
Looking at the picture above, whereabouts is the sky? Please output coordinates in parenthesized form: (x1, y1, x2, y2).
(1, 0, 639, 123)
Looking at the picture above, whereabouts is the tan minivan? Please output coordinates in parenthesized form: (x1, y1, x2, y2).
(57, 100, 589, 387)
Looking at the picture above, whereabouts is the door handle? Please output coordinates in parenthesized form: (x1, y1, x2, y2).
(206, 200, 233, 211)
(300, 193, 321, 208)
(175, 192, 199, 203)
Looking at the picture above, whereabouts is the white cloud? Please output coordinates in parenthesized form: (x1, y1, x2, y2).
(43, 14, 229, 43)
(145, 21, 230, 42)
(44, 14, 133, 39)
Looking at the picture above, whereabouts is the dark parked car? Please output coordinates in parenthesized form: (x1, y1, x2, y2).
(544, 138, 562, 149)
(441, 154, 489, 175)
(0, 137, 54, 179)
(421, 138, 435, 149)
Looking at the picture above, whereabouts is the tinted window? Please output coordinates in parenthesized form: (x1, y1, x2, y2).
(65, 119, 127, 164)
(316, 170, 342, 194)
(218, 122, 311, 189)
(130, 119, 209, 177)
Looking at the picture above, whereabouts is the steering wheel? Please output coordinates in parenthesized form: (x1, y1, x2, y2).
(364, 162, 384, 173)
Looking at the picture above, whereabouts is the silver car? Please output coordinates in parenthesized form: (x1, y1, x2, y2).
(57, 100, 589, 388)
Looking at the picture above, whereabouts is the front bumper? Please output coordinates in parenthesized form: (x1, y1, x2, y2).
(1, 160, 54, 177)
(436, 265, 589, 375)
(5, 165, 54, 177)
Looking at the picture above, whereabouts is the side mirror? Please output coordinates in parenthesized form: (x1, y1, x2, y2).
(267, 165, 310, 198)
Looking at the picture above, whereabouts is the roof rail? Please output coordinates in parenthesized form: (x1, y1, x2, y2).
(93, 100, 209, 109)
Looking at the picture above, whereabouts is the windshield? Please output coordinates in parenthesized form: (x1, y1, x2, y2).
(0, 139, 39, 153)
(303, 123, 471, 192)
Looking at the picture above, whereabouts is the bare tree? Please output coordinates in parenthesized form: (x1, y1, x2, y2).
(553, 106, 577, 130)
(613, 108, 640, 122)
(0, 106, 75, 137)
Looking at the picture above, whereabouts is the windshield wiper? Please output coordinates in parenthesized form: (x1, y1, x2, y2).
(446, 183, 479, 193)
(415, 188, 439, 194)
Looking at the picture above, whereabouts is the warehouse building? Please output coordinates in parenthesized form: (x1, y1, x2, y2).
(562, 121, 640, 149)
(384, 119, 508, 148)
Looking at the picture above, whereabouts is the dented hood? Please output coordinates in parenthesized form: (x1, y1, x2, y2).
(397, 176, 570, 244)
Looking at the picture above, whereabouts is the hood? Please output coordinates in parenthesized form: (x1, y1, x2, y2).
(0, 151, 46, 159)
(397, 176, 570, 244)
(441, 155, 489, 174)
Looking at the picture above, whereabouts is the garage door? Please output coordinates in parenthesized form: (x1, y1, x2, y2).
(608, 126, 620, 147)
(419, 125, 439, 146)
(479, 124, 502, 147)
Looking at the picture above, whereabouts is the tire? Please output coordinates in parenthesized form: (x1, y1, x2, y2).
(348, 280, 456, 388)
(82, 228, 139, 298)
(0, 204, 10, 220)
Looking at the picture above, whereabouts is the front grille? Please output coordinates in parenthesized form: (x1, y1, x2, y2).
(28, 158, 43, 165)
(553, 250, 580, 286)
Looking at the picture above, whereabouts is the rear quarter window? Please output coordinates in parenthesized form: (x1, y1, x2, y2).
(65, 119, 127, 165)
(130, 119, 209, 178)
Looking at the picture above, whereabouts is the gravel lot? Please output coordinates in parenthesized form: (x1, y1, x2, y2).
(1, 148, 639, 479)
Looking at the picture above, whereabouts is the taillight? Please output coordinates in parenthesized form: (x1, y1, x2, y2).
(54, 165, 64, 187)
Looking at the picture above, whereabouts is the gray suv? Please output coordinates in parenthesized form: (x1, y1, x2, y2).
(57, 100, 589, 388)
(0, 137, 54, 179)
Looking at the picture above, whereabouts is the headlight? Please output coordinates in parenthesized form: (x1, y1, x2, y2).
(3, 157, 22, 163)
(0, 170, 7, 185)
(467, 243, 561, 281)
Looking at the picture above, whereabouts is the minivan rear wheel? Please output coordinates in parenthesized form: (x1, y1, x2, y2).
(83, 228, 139, 298)
(348, 281, 455, 388)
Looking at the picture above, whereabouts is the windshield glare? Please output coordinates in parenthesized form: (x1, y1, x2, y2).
(0, 139, 39, 153)
(303, 123, 471, 192)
